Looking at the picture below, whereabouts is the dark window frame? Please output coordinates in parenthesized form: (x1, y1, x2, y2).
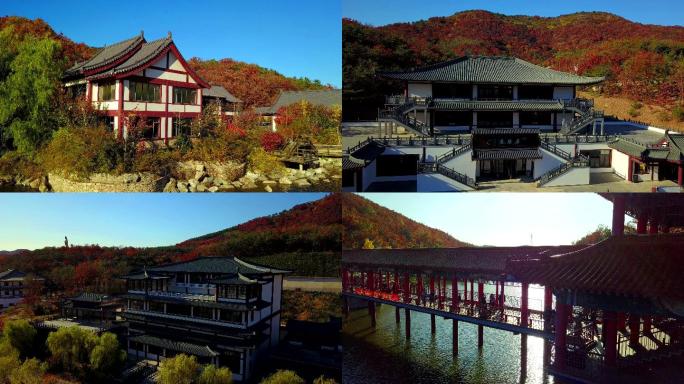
(173, 87, 197, 104)
(98, 82, 116, 101)
(129, 81, 161, 102)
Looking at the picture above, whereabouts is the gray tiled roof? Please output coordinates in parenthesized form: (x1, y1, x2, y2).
(204, 85, 241, 103)
(211, 273, 258, 285)
(129, 335, 219, 357)
(144, 257, 289, 275)
(665, 133, 684, 161)
(379, 56, 604, 85)
(97, 37, 173, 78)
(66, 33, 144, 77)
(350, 141, 385, 161)
(342, 155, 365, 170)
(473, 148, 542, 160)
(70, 292, 114, 303)
(343, 246, 584, 274)
(259, 89, 341, 114)
(0, 269, 26, 281)
(473, 128, 541, 135)
(433, 99, 564, 111)
(608, 138, 648, 158)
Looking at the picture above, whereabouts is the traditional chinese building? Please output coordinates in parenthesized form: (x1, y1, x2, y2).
(0, 269, 43, 309)
(343, 57, 684, 191)
(63, 32, 236, 140)
(120, 257, 289, 382)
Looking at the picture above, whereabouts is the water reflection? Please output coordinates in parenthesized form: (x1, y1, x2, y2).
(344, 302, 566, 384)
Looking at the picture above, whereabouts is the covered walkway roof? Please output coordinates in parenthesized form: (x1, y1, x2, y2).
(507, 234, 684, 301)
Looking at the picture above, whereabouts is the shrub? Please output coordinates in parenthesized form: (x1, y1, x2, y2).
(628, 101, 643, 117)
(174, 134, 193, 154)
(261, 132, 284, 152)
(274, 102, 341, 145)
(657, 109, 672, 122)
(199, 365, 233, 384)
(673, 105, 684, 122)
(132, 147, 179, 175)
(3, 320, 36, 359)
(0, 151, 42, 179)
(40, 125, 120, 178)
(260, 370, 305, 384)
(247, 147, 285, 175)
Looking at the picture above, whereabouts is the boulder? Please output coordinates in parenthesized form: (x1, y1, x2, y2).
(196, 184, 207, 192)
(264, 185, 273, 192)
(208, 186, 219, 193)
(262, 180, 277, 185)
(163, 178, 177, 193)
(278, 177, 292, 185)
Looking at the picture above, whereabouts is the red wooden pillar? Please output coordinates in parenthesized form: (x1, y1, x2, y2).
(478, 281, 485, 303)
(452, 319, 459, 356)
(416, 273, 423, 305)
(429, 275, 435, 305)
(403, 272, 410, 304)
(495, 281, 499, 306)
(612, 195, 626, 236)
(649, 216, 659, 235)
(469, 280, 474, 303)
(678, 163, 683, 186)
(604, 311, 618, 366)
(368, 271, 374, 294)
(618, 312, 626, 331)
(451, 275, 458, 312)
(554, 303, 570, 369)
(393, 272, 399, 294)
(628, 314, 640, 345)
(643, 316, 652, 333)
(385, 271, 391, 291)
(544, 286, 553, 312)
(521, 282, 529, 327)
(636, 213, 647, 234)
(463, 279, 468, 304)
(500, 282, 505, 308)
(405, 308, 411, 339)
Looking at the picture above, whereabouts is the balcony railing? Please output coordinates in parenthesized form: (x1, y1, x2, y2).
(124, 309, 246, 329)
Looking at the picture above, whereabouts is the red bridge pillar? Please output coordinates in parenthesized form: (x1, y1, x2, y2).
(403, 272, 410, 304)
(500, 282, 505, 308)
(451, 275, 458, 312)
(604, 311, 618, 366)
(405, 308, 411, 339)
(612, 195, 626, 236)
(469, 280, 474, 303)
(477, 324, 484, 348)
(477, 281, 484, 304)
(678, 163, 683, 186)
(429, 274, 435, 305)
(452, 319, 459, 356)
(464, 279, 468, 305)
(554, 302, 570, 369)
(521, 282, 529, 327)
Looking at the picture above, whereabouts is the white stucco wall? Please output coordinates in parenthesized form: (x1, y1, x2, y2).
(407, 83, 432, 98)
(533, 148, 567, 179)
(442, 149, 476, 179)
(612, 150, 631, 180)
(383, 146, 454, 162)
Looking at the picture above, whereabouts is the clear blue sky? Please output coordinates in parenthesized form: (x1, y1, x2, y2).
(0, 0, 341, 87)
(343, 0, 684, 27)
(0, 193, 326, 250)
(361, 193, 623, 246)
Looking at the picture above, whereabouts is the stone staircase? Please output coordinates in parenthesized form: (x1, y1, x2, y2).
(560, 99, 604, 135)
(537, 141, 590, 187)
(379, 106, 430, 136)
(418, 162, 477, 190)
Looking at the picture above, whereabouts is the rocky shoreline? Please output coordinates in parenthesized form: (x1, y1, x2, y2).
(0, 158, 341, 192)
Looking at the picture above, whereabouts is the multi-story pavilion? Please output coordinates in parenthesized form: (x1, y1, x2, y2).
(343, 56, 684, 191)
(120, 257, 289, 382)
(63, 32, 236, 141)
(0, 269, 43, 309)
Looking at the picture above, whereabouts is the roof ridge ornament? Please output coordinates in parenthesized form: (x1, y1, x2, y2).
(168, 31, 172, 39)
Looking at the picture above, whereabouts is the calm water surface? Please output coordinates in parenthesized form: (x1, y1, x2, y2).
(344, 284, 568, 384)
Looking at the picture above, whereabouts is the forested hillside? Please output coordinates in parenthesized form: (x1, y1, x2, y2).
(343, 11, 684, 121)
(0, 194, 342, 294)
(341, 193, 467, 249)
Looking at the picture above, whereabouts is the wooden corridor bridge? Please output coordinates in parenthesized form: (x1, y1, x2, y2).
(342, 194, 684, 383)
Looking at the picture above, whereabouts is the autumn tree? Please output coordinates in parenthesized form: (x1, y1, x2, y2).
(46, 326, 95, 375)
(88, 332, 126, 376)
